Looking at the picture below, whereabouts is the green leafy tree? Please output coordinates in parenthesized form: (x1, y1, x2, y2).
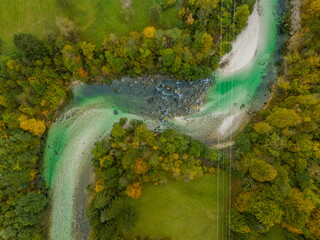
(111, 123, 126, 139)
(100, 197, 124, 222)
(235, 5, 250, 35)
(253, 122, 273, 134)
(119, 207, 137, 233)
(283, 188, 315, 232)
(13, 33, 49, 60)
(266, 108, 301, 128)
(248, 200, 283, 229)
(249, 158, 277, 182)
(161, 48, 176, 67)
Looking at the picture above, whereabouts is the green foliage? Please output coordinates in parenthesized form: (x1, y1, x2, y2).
(282, 188, 315, 230)
(56, 0, 73, 8)
(0, 30, 71, 240)
(235, 131, 252, 153)
(3, 0, 252, 82)
(235, 5, 250, 35)
(249, 200, 283, 229)
(228, 208, 251, 234)
(13, 33, 49, 61)
(161, 48, 176, 67)
(267, 108, 301, 128)
(120, 8, 136, 23)
(149, 4, 162, 23)
(254, 121, 273, 134)
(119, 207, 137, 233)
(240, 0, 256, 12)
(100, 197, 124, 222)
(15, 192, 48, 226)
(249, 158, 277, 182)
(0, 38, 3, 55)
(87, 120, 217, 239)
(111, 123, 126, 139)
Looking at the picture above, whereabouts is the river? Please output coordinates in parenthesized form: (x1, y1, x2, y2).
(43, 0, 283, 239)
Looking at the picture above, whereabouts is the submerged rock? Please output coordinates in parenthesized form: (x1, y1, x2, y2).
(165, 85, 172, 91)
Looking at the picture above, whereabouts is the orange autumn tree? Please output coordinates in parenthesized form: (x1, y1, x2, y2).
(126, 182, 143, 199)
(78, 66, 88, 79)
(134, 157, 149, 174)
(18, 115, 46, 136)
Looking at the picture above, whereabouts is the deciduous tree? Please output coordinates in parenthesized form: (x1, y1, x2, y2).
(249, 158, 277, 182)
(126, 182, 143, 199)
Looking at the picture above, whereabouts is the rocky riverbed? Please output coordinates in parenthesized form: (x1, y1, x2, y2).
(74, 75, 213, 124)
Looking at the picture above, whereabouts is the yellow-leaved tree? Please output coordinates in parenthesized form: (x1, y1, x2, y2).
(143, 26, 156, 39)
(18, 115, 46, 136)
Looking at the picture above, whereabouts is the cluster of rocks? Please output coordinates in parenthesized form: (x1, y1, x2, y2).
(119, 75, 214, 123)
(77, 74, 214, 126)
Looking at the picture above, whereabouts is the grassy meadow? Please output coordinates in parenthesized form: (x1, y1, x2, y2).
(0, 0, 58, 46)
(125, 173, 230, 240)
(0, 0, 178, 50)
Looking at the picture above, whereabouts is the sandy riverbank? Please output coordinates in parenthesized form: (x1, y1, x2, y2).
(219, 3, 262, 75)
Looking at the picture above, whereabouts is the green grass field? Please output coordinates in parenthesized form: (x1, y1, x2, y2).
(0, 0, 178, 49)
(0, 0, 57, 46)
(125, 173, 230, 240)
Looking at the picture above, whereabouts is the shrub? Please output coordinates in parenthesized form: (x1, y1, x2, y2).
(56, 17, 79, 41)
(149, 4, 162, 23)
(56, 0, 73, 8)
(120, 8, 135, 23)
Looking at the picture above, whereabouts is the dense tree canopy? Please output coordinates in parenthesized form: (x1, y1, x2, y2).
(231, 1, 320, 239)
(13, 33, 49, 61)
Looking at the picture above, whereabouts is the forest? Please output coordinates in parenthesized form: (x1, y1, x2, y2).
(1, 0, 319, 239)
(230, 0, 320, 239)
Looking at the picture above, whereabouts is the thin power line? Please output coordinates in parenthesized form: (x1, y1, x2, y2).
(217, 0, 224, 239)
(229, 0, 236, 239)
